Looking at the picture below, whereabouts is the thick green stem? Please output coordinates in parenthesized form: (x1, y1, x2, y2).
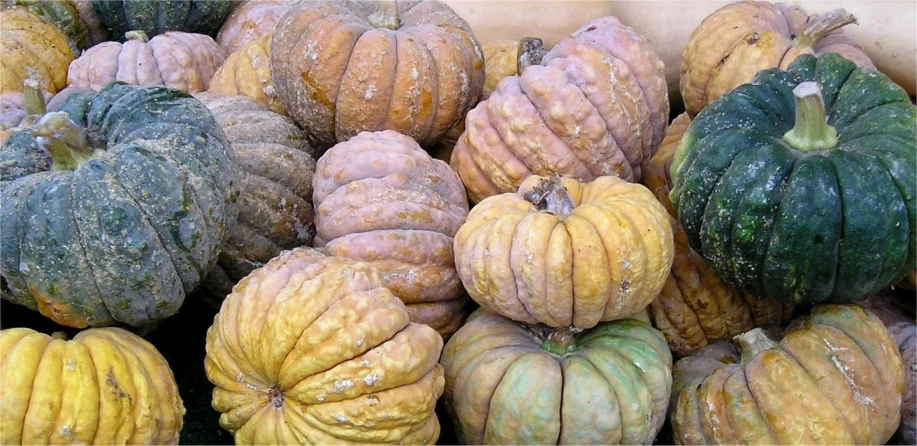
(540, 326, 578, 355)
(517, 37, 547, 73)
(523, 175, 576, 220)
(367, 0, 401, 30)
(124, 29, 149, 43)
(733, 328, 780, 366)
(794, 9, 858, 47)
(783, 81, 838, 151)
(30, 112, 101, 171)
(22, 78, 46, 116)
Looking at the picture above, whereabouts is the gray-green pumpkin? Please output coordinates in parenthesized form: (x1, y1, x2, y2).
(0, 82, 240, 328)
(91, 0, 232, 40)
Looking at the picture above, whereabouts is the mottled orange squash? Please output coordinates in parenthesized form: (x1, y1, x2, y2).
(0, 7, 75, 95)
(209, 34, 286, 115)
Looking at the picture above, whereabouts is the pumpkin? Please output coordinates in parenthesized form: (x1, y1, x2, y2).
(856, 292, 917, 445)
(0, 7, 74, 95)
(898, 270, 917, 292)
(90, 0, 232, 40)
(454, 174, 674, 328)
(67, 30, 227, 94)
(0, 82, 240, 328)
(204, 247, 444, 444)
(194, 92, 316, 299)
(270, 0, 485, 150)
(208, 35, 286, 115)
(313, 130, 470, 338)
(642, 113, 793, 357)
(0, 81, 90, 145)
(680, 1, 874, 116)
(215, 0, 297, 55)
(72, 0, 109, 45)
(670, 304, 904, 444)
(670, 53, 917, 305)
(450, 16, 669, 203)
(1, 0, 92, 54)
(442, 307, 672, 444)
(1, 326, 185, 444)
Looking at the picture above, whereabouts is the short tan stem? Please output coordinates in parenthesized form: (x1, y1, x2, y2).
(30, 112, 101, 171)
(124, 30, 150, 43)
(51, 332, 68, 341)
(367, 0, 401, 30)
(795, 9, 857, 46)
(22, 78, 46, 116)
(783, 82, 838, 151)
(517, 37, 547, 73)
(523, 176, 575, 220)
(733, 328, 780, 366)
(541, 326, 578, 355)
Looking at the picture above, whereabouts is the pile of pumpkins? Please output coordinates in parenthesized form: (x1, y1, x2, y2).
(0, 0, 914, 444)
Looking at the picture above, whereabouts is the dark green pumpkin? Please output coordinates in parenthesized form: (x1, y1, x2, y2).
(0, 82, 240, 328)
(1, 0, 88, 54)
(670, 53, 916, 306)
(91, 0, 232, 40)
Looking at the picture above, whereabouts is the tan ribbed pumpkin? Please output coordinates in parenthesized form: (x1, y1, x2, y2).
(0, 7, 74, 95)
(215, 0, 297, 55)
(208, 35, 285, 115)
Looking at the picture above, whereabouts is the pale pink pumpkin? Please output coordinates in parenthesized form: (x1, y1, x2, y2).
(215, 0, 298, 55)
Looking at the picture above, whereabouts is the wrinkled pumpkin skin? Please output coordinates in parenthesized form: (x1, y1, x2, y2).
(0, 327, 185, 444)
(451, 16, 669, 203)
(67, 30, 227, 94)
(455, 175, 674, 328)
(670, 53, 917, 306)
(313, 130, 470, 338)
(681, 1, 875, 116)
(643, 113, 793, 357)
(0, 7, 74, 95)
(671, 304, 904, 445)
(1, 0, 90, 54)
(271, 0, 485, 150)
(442, 308, 672, 445)
(91, 0, 232, 40)
(204, 248, 444, 444)
(208, 34, 286, 115)
(215, 0, 297, 55)
(195, 93, 316, 299)
(0, 83, 240, 328)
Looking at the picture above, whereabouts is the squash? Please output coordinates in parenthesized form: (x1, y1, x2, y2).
(670, 53, 917, 305)
(0, 81, 90, 145)
(0, 326, 185, 444)
(442, 307, 672, 444)
(67, 30, 226, 94)
(215, 0, 297, 55)
(270, 0, 484, 150)
(313, 130, 470, 338)
(0, 82, 240, 328)
(208, 35, 286, 116)
(204, 247, 444, 444)
(856, 292, 916, 445)
(1, 0, 91, 54)
(454, 174, 674, 328)
(680, 1, 874, 117)
(670, 303, 904, 444)
(90, 0, 232, 39)
(451, 16, 669, 203)
(642, 113, 793, 357)
(0, 7, 75, 95)
(194, 92, 316, 299)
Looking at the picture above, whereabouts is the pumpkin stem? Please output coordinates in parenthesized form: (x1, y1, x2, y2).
(51, 332, 68, 341)
(30, 112, 102, 171)
(517, 37, 547, 73)
(523, 175, 576, 220)
(124, 30, 150, 43)
(783, 81, 838, 151)
(733, 328, 780, 366)
(794, 9, 858, 47)
(22, 78, 46, 116)
(367, 0, 401, 30)
(540, 326, 579, 355)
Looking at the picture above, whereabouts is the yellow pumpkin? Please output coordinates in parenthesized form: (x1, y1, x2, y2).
(0, 327, 185, 444)
(204, 248, 444, 444)
(208, 34, 287, 115)
(0, 7, 74, 95)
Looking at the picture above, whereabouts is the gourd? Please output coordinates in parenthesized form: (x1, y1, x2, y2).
(680, 1, 874, 116)
(208, 35, 286, 115)
(0, 80, 90, 145)
(0, 326, 185, 444)
(454, 175, 674, 328)
(670, 53, 916, 305)
(270, 0, 485, 150)
(1, 0, 90, 54)
(204, 248, 444, 444)
(642, 113, 793, 357)
(0, 7, 75, 95)
(90, 0, 233, 40)
(0, 82, 240, 328)
(313, 130, 470, 338)
(451, 16, 669, 203)
(442, 308, 672, 445)
(670, 304, 904, 444)
(67, 30, 226, 94)
(215, 0, 297, 55)
(195, 93, 316, 299)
